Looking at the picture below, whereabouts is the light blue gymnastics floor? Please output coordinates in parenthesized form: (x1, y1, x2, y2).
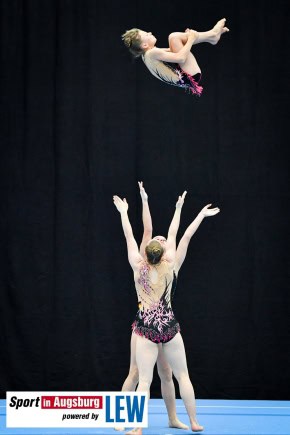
(1, 398, 290, 434)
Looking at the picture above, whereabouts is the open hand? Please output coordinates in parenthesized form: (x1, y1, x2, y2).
(138, 181, 148, 201)
(113, 195, 128, 213)
(200, 204, 220, 217)
(176, 191, 187, 209)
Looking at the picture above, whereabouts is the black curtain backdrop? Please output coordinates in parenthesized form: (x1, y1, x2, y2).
(0, 0, 290, 400)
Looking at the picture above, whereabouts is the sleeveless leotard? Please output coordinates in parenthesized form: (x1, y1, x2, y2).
(142, 52, 203, 96)
(132, 260, 180, 343)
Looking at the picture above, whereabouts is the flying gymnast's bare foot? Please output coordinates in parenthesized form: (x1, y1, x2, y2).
(211, 18, 229, 44)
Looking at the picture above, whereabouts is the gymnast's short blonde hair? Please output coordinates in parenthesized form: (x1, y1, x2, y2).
(121, 28, 144, 58)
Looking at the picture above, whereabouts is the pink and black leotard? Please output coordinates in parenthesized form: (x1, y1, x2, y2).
(142, 52, 203, 96)
(132, 261, 180, 343)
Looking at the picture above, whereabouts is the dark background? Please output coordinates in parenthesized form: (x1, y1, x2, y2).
(1, 0, 290, 400)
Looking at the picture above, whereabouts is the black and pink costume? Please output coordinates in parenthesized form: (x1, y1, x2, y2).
(132, 261, 180, 343)
(142, 53, 203, 96)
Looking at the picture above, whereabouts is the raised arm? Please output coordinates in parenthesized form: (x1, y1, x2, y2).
(175, 204, 220, 273)
(165, 191, 187, 262)
(138, 181, 153, 258)
(113, 195, 143, 271)
(149, 30, 197, 64)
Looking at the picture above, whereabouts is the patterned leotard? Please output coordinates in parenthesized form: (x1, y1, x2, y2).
(132, 260, 180, 343)
(142, 52, 203, 96)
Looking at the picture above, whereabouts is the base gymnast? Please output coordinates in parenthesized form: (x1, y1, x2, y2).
(122, 18, 229, 96)
(115, 182, 188, 432)
(113, 187, 220, 434)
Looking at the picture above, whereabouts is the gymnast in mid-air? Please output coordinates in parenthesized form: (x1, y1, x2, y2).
(122, 18, 229, 96)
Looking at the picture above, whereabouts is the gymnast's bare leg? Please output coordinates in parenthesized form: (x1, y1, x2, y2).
(115, 333, 188, 431)
(168, 18, 229, 75)
(126, 334, 203, 434)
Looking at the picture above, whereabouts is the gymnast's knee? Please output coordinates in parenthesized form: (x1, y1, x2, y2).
(128, 366, 139, 384)
(138, 375, 153, 390)
(175, 371, 190, 384)
(157, 365, 172, 383)
(168, 32, 180, 42)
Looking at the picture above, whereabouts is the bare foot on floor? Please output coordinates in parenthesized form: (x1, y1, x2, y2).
(125, 429, 142, 435)
(169, 418, 189, 430)
(211, 18, 229, 44)
(191, 420, 204, 432)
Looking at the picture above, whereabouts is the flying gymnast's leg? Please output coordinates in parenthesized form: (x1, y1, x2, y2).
(168, 18, 229, 75)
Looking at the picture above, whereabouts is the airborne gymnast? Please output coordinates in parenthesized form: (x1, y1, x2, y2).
(122, 18, 229, 96)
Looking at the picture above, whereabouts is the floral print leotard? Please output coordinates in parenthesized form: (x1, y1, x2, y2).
(142, 52, 203, 96)
(132, 260, 180, 343)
